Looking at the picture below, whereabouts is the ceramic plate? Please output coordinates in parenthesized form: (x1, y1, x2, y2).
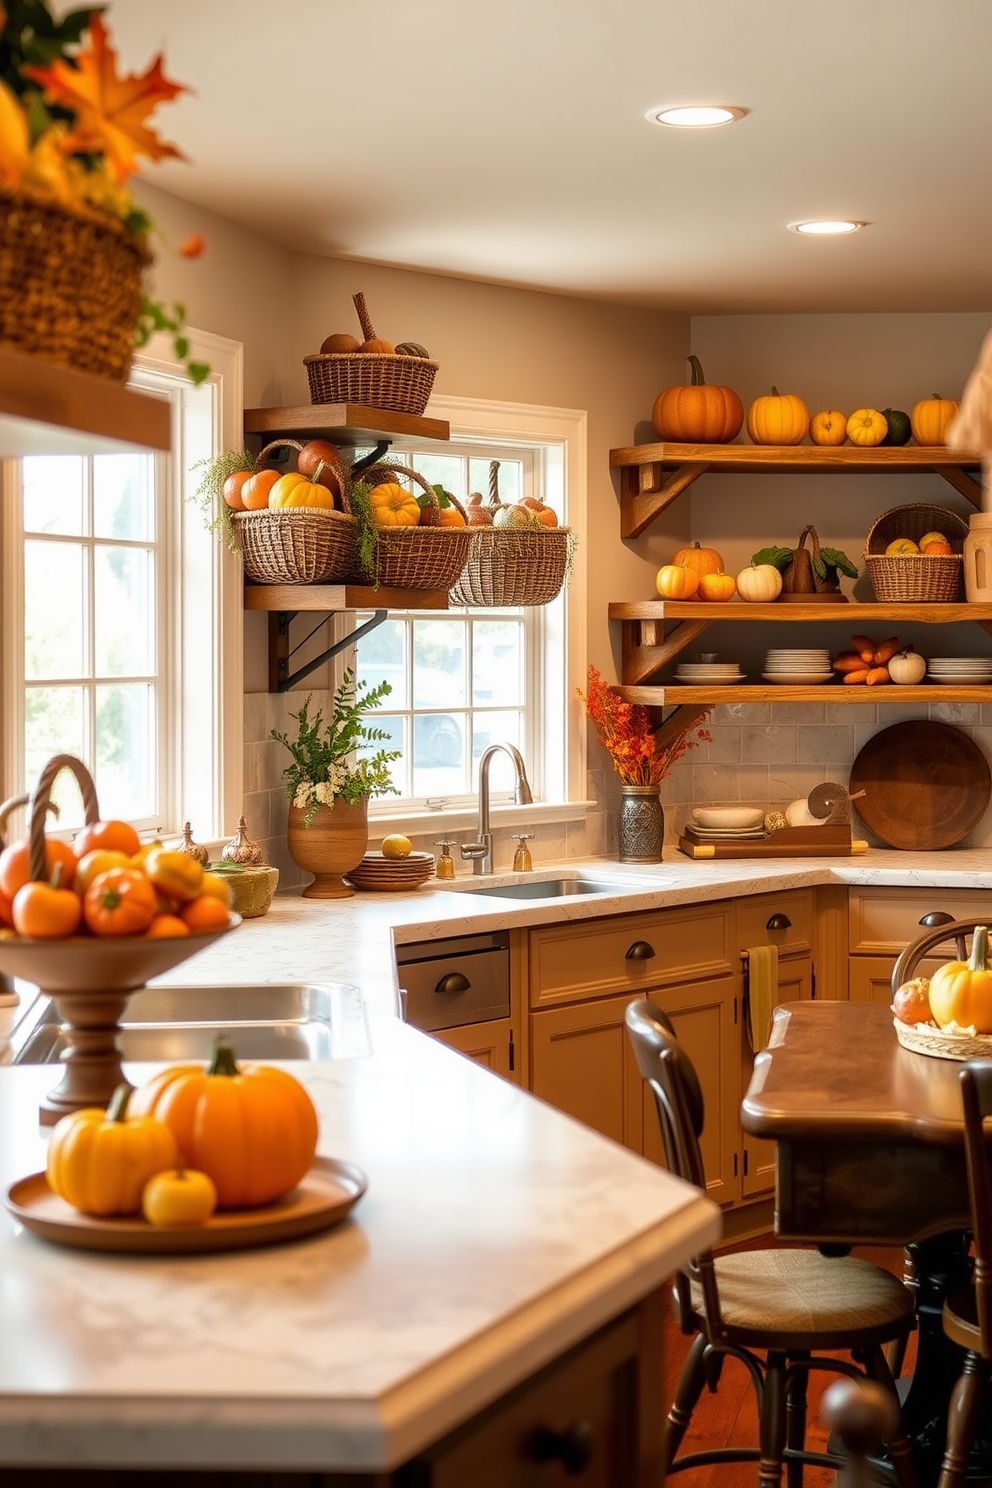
(761, 672, 833, 685)
(5, 1158, 368, 1255)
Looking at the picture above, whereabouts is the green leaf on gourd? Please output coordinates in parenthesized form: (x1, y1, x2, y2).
(751, 545, 793, 571)
(815, 547, 860, 579)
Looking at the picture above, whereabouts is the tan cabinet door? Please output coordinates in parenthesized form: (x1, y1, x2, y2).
(433, 1018, 516, 1081)
(529, 996, 644, 1151)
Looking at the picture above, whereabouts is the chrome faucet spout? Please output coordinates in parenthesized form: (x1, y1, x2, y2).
(460, 743, 533, 875)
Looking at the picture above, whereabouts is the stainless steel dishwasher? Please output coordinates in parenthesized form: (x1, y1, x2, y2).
(395, 931, 511, 1033)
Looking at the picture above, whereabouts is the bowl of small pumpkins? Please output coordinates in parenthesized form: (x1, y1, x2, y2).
(892, 922, 992, 1060)
(5, 1037, 367, 1253)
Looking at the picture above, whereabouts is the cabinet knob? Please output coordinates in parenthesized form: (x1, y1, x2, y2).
(918, 911, 967, 959)
(625, 940, 656, 961)
(434, 972, 470, 996)
(529, 1420, 595, 1474)
(765, 913, 792, 931)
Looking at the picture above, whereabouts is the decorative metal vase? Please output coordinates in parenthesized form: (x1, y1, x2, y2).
(286, 798, 369, 899)
(617, 784, 665, 863)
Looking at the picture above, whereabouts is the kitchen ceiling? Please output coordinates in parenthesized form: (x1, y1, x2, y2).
(110, 0, 992, 314)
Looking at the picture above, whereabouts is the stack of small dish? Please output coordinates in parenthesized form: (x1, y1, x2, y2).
(926, 657, 992, 686)
(674, 660, 745, 686)
(762, 649, 833, 685)
(346, 851, 436, 891)
(689, 806, 766, 840)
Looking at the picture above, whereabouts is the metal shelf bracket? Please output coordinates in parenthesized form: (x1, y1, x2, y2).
(269, 609, 388, 693)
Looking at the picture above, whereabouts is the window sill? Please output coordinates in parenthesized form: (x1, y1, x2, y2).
(369, 800, 596, 834)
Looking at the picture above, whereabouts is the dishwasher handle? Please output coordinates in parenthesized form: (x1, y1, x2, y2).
(435, 972, 471, 996)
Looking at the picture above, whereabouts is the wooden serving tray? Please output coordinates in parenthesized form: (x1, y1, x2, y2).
(679, 823, 866, 860)
(4, 1157, 367, 1255)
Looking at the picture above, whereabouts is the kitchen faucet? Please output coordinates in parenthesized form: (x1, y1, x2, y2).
(461, 744, 533, 875)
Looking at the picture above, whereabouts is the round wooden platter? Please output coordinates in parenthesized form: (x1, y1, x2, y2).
(849, 719, 992, 850)
(4, 1157, 367, 1255)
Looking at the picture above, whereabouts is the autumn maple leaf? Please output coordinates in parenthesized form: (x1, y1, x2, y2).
(24, 13, 188, 181)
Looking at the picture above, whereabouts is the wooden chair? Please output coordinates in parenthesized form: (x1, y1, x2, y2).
(936, 1059, 992, 1488)
(625, 998, 919, 1488)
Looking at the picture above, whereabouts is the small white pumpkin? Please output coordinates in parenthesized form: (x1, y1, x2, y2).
(887, 649, 927, 685)
(736, 563, 783, 603)
(494, 503, 541, 530)
(785, 797, 822, 827)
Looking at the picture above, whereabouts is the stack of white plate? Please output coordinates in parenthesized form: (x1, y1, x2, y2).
(927, 657, 992, 686)
(762, 649, 833, 685)
(675, 661, 745, 687)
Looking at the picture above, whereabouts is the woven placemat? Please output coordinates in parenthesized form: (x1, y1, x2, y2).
(893, 1018, 992, 1061)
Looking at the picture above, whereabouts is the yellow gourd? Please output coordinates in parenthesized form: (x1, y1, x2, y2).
(927, 925, 992, 1033)
(911, 395, 960, 447)
(268, 472, 336, 510)
(369, 482, 421, 527)
(655, 563, 700, 600)
(846, 408, 888, 447)
(47, 1084, 178, 1217)
(746, 387, 809, 446)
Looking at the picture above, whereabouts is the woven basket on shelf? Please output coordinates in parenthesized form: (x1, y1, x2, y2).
(893, 1018, 992, 1061)
(233, 439, 358, 585)
(355, 463, 475, 590)
(449, 461, 574, 608)
(303, 292, 438, 415)
(0, 186, 150, 382)
(864, 503, 967, 603)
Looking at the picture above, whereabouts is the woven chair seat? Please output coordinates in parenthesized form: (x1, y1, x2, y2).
(692, 1249, 915, 1347)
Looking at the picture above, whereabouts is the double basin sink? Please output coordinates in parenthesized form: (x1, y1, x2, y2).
(10, 981, 371, 1067)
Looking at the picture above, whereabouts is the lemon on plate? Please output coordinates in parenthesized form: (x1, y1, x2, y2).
(381, 834, 413, 859)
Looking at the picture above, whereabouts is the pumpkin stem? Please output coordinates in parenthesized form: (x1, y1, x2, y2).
(686, 354, 706, 387)
(207, 1035, 241, 1078)
(107, 1082, 134, 1123)
(771, 385, 780, 397)
(968, 926, 989, 973)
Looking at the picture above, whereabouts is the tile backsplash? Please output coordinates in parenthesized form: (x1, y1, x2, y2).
(242, 691, 992, 886)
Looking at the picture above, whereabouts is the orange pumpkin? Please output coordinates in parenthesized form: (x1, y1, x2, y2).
(129, 1038, 319, 1209)
(370, 482, 421, 527)
(437, 504, 467, 528)
(240, 468, 280, 511)
(296, 440, 345, 498)
(672, 541, 724, 578)
(911, 395, 960, 447)
(698, 571, 736, 602)
(746, 387, 809, 446)
(268, 472, 336, 510)
(651, 355, 744, 443)
(655, 563, 700, 600)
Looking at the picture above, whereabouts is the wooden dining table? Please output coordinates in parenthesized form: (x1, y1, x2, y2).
(740, 998, 989, 1486)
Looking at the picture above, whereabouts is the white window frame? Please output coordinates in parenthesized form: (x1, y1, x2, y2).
(1, 327, 244, 849)
(361, 394, 590, 835)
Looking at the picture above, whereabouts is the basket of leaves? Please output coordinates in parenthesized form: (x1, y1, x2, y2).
(349, 463, 475, 590)
(448, 460, 575, 607)
(303, 293, 438, 415)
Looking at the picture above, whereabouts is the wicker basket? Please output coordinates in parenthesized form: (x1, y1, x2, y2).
(234, 440, 358, 584)
(0, 186, 149, 382)
(864, 503, 968, 602)
(303, 292, 438, 415)
(893, 1018, 992, 1061)
(355, 463, 475, 590)
(449, 461, 574, 608)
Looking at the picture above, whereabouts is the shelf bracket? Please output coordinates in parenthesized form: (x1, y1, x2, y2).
(621, 616, 712, 686)
(933, 464, 982, 507)
(653, 703, 713, 745)
(620, 460, 712, 539)
(268, 609, 388, 693)
(350, 441, 391, 474)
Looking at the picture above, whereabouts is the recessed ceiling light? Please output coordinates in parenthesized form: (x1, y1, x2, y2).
(788, 219, 866, 236)
(646, 105, 748, 129)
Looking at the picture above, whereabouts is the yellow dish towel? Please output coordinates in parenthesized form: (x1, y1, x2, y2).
(746, 944, 779, 1054)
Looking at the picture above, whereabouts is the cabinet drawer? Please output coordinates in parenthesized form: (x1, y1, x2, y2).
(420, 1310, 643, 1488)
(848, 887, 992, 955)
(735, 889, 815, 959)
(529, 903, 734, 1008)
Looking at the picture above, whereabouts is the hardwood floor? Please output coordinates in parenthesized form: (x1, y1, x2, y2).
(660, 1238, 918, 1488)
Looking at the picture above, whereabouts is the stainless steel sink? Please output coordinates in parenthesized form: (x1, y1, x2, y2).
(10, 982, 370, 1065)
(461, 877, 646, 900)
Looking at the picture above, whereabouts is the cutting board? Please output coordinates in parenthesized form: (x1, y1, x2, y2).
(678, 824, 866, 860)
(849, 720, 992, 850)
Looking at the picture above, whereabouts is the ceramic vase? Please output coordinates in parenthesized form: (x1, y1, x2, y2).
(617, 784, 665, 863)
(286, 799, 369, 899)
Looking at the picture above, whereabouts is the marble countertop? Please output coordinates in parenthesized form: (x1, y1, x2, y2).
(0, 1016, 719, 1472)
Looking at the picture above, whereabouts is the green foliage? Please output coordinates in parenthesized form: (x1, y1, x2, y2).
(0, 0, 94, 115)
(135, 295, 210, 386)
(188, 447, 255, 551)
(816, 546, 859, 580)
(270, 670, 400, 825)
(751, 545, 793, 571)
(346, 478, 379, 579)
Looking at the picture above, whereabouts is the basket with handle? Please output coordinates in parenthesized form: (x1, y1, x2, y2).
(233, 440, 359, 585)
(449, 460, 574, 607)
(303, 292, 438, 415)
(353, 463, 475, 590)
(864, 503, 968, 603)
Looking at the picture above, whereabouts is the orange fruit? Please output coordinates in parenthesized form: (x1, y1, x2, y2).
(919, 531, 948, 549)
(75, 848, 133, 895)
(222, 471, 252, 511)
(180, 895, 232, 932)
(241, 469, 279, 511)
(145, 913, 191, 938)
(0, 836, 78, 899)
(75, 818, 142, 858)
(921, 538, 953, 555)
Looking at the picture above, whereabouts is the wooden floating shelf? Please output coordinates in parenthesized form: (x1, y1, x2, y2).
(616, 684, 992, 706)
(244, 584, 450, 612)
(244, 403, 450, 447)
(608, 441, 984, 537)
(0, 346, 171, 454)
(609, 601, 992, 623)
